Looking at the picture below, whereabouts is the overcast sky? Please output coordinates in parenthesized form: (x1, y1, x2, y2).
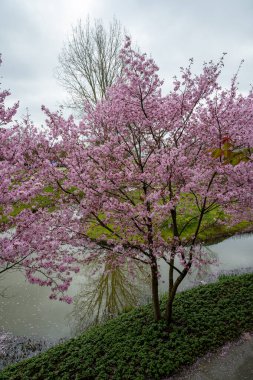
(1, 0, 253, 125)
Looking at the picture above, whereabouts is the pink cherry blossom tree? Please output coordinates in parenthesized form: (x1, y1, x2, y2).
(1, 40, 252, 324)
(24, 37, 252, 325)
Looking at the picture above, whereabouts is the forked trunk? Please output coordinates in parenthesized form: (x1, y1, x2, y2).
(165, 269, 188, 326)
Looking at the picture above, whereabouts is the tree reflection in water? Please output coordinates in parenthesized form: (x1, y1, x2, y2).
(70, 260, 151, 333)
(69, 247, 219, 333)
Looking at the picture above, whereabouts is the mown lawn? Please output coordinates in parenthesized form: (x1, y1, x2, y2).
(1, 273, 253, 380)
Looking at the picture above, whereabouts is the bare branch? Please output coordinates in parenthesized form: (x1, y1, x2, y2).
(56, 17, 125, 115)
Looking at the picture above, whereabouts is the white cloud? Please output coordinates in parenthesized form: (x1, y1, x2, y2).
(1, 0, 253, 124)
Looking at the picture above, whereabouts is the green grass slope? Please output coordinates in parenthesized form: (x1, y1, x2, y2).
(1, 274, 253, 380)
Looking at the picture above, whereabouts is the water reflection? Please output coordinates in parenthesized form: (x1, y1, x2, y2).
(159, 233, 253, 293)
(69, 260, 150, 333)
(0, 234, 252, 340)
(0, 268, 85, 341)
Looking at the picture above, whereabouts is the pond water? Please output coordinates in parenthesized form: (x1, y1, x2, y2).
(159, 233, 253, 294)
(0, 234, 252, 341)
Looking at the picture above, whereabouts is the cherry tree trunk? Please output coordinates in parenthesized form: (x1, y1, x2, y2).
(165, 270, 188, 326)
(151, 260, 161, 321)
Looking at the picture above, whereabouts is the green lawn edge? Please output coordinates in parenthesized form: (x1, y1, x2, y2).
(1, 273, 253, 380)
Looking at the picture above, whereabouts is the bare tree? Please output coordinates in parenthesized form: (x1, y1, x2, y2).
(56, 17, 124, 115)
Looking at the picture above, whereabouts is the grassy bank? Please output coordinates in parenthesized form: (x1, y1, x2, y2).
(200, 221, 253, 245)
(1, 273, 253, 380)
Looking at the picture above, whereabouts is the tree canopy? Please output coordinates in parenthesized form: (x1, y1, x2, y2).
(1, 40, 253, 323)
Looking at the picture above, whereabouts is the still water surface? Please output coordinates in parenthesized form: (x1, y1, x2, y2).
(0, 234, 252, 341)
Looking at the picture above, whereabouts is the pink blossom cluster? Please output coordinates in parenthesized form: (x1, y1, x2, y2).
(0, 60, 81, 301)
